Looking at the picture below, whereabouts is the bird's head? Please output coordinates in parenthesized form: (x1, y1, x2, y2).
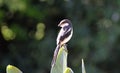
(58, 19, 71, 27)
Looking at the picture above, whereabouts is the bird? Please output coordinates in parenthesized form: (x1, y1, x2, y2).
(51, 19, 73, 67)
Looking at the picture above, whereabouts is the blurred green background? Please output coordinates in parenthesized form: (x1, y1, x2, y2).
(0, 0, 120, 73)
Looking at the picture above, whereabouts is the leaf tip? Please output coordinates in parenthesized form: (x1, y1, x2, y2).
(6, 65, 22, 73)
(64, 67, 74, 73)
(82, 59, 86, 73)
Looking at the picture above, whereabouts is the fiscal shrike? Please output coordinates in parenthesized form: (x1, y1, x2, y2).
(51, 19, 73, 67)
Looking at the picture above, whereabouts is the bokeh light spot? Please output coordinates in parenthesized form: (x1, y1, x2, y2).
(1, 25, 16, 41)
(35, 23, 45, 40)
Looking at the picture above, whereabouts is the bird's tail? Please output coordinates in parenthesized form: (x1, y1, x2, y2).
(51, 45, 60, 68)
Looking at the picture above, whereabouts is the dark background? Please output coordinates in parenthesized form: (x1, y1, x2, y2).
(0, 0, 120, 73)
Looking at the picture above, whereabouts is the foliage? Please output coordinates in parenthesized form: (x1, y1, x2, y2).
(51, 46, 73, 73)
(6, 65, 22, 73)
(82, 59, 86, 73)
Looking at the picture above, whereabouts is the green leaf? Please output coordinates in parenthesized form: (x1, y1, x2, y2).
(6, 65, 22, 73)
(50, 46, 74, 73)
(64, 67, 74, 73)
(82, 59, 86, 73)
